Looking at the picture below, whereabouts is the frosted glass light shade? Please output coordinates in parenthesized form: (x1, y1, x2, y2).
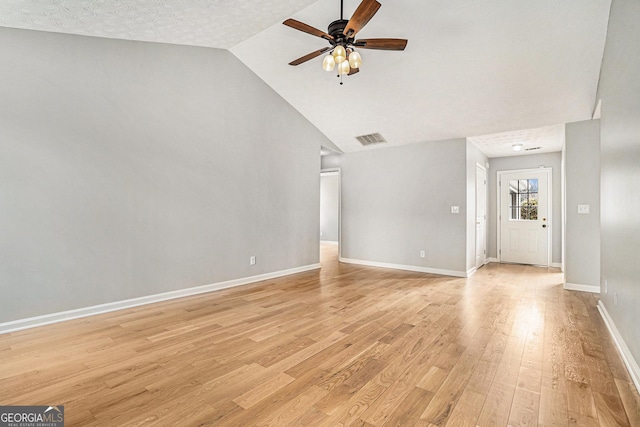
(338, 60, 351, 75)
(348, 51, 362, 69)
(322, 55, 335, 71)
(333, 45, 346, 64)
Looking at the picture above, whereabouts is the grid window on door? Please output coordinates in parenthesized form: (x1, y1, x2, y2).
(509, 179, 538, 220)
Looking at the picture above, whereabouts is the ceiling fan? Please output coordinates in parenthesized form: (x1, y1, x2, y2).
(283, 0, 407, 81)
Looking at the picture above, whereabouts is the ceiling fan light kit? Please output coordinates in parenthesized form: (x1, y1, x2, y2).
(332, 45, 347, 64)
(322, 54, 336, 71)
(348, 51, 362, 69)
(338, 60, 351, 76)
(283, 0, 407, 84)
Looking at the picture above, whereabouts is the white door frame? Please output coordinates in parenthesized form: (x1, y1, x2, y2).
(475, 163, 487, 269)
(320, 168, 341, 259)
(497, 167, 552, 266)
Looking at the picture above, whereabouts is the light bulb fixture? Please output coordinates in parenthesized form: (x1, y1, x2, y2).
(338, 60, 351, 75)
(322, 55, 335, 72)
(512, 143, 523, 152)
(333, 45, 346, 64)
(348, 50, 362, 69)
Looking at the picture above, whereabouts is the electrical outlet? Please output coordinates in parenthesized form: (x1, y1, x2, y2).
(451, 206, 460, 214)
(250, 256, 256, 265)
(614, 292, 618, 306)
(420, 250, 426, 258)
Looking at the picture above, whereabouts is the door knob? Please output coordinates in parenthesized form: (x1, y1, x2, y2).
(542, 224, 547, 228)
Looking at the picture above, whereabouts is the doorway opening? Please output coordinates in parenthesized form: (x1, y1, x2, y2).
(320, 169, 341, 259)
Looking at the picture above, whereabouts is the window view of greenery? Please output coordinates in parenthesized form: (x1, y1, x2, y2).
(509, 179, 538, 220)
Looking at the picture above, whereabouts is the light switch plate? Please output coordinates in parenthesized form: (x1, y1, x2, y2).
(578, 204, 590, 214)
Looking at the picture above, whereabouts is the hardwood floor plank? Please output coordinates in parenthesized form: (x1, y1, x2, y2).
(419, 344, 485, 426)
(442, 388, 485, 427)
(318, 381, 387, 426)
(593, 390, 631, 427)
(232, 372, 296, 409)
(360, 368, 421, 426)
(416, 366, 449, 393)
(251, 335, 317, 368)
(253, 385, 327, 427)
(284, 406, 328, 426)
(384, 386, 434, 426)
(379, 322, 415, 345)
(565, 379, 598, 419)
(614, 378, 640, 426)
(538, 387, 569, 427)
(475, 379, 517, 427)
(507, 387, 540, 427)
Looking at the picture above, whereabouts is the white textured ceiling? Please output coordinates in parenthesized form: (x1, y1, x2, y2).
(0, 0, 611, 156)
(0, 0, 317, 49)
(469, 124, 565, 158)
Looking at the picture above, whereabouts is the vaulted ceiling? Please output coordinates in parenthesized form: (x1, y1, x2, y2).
(0, 0, 611, 155)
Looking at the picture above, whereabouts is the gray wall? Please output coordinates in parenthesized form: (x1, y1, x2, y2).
(0, 28, 330, 323)
(466, 142, 489, 271)
(320, 172, 339, 242)
(597, 0, 640, 365)
(322, 139, 468, 274)
(487, 152, 563, 264)
(565, 120, 600, 287)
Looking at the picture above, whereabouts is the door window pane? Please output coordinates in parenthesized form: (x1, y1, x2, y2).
(509, 179, 538, 220)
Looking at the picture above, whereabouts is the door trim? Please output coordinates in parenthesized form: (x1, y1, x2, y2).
(475, 163, 487, 269)
(496, 167, 552, 266)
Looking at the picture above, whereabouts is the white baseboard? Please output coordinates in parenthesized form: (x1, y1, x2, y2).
(564, 282, 600, 294)
(320, 240, 339, 245)
(466, 267, 477, 277)
(487, 257, 499, 263)
(0, 263, 321, 335)
(598, 301, 640, 393)
(339, 257, 467, 278)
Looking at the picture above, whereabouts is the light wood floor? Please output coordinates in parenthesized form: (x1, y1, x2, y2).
(1, 245, 638, 426)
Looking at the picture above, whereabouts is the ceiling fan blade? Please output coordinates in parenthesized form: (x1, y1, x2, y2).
(289, 47, 331, 66)
(283, 19, 333, 41)
(343, 0, 381, 38)
(355, 38, 408, 50)
(348, 67, 360, 76)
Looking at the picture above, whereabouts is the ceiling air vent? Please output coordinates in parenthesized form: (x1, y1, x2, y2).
(355, 133, 387, 146)
(525, 146, 542, 151)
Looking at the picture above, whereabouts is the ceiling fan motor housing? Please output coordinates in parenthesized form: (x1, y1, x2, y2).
(328, 19, 353, 46)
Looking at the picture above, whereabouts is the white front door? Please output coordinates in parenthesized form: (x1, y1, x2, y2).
(499, 169, 550, 266)
(475, 164, 487, 269)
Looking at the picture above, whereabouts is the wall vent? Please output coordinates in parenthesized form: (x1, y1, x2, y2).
(525, 146, 542, 151)
(355, 133, 387, 146)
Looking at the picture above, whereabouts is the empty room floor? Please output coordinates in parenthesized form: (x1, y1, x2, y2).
(1, 245, 638, 426)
